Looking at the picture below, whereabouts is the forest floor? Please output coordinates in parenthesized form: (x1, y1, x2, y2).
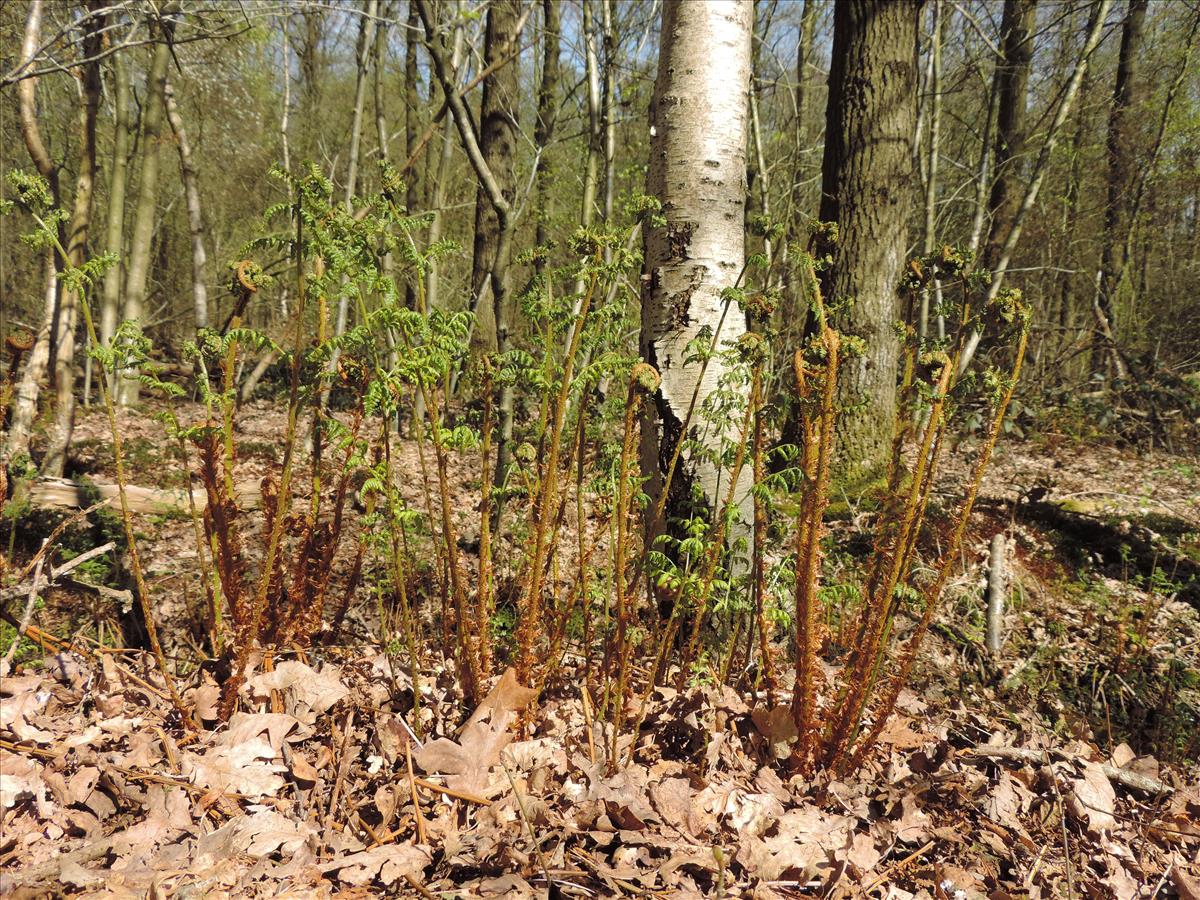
(1, 400, 1198, 898)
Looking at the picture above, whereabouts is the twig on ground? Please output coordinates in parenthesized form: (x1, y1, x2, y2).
(1, 541, 47, 676)
(966, 744, 1173, 795)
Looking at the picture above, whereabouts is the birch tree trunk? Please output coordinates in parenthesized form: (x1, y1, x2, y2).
(819, 0, 920, 480)
(42, 1, 104, 478)
(581, 0, 602, 239)
(163, 78, 209, 334)
(640, 0, 753, 526)
(601, 0, 616, 229)
(118, 23, 173, 406)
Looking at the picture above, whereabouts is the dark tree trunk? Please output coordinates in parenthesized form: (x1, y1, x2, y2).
(984, 0, 1037, 274)
(1093, 0, 1148, 378)
(819, 0, 921, 480)
(468, 0, 521, 357)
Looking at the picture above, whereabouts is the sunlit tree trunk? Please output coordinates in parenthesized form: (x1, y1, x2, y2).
(43, 1, 104, 478)
(580, 0, 602, 242)
(819, 0, 920, 480)
(118, 23, 173, 406)
(88, 51, 132, 405)
(918, 0, 943, 341)
(640, 0, 753, 526)
(164, 78, 209, 334)
(425, 3, 464, 317)
(6, 0, 58, 466)
(601, 0, 616, 230)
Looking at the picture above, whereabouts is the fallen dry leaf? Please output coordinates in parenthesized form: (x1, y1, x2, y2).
(1069, 761, 1116, 834)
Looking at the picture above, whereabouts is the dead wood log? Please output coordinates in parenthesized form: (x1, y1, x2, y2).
(26, 476, 261, 514)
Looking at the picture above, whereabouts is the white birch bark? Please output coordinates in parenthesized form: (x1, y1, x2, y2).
(641, 0, 753, 520)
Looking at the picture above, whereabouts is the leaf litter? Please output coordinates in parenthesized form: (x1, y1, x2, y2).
(3, 403, 1199, 897)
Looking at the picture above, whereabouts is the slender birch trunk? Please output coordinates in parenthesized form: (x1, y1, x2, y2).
(581, 0, 602, 240)
(601, 0, 616, 230)
(641, 0, 754, 524)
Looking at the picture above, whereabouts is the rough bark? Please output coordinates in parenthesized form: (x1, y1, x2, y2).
(465, 0, 521, 359)
(416, 0, 517, 503)
(163, 78, 209, 333)
(533, 0, 561, 278)
(118, 23, 173, 406)
(42, 2, 105, 478)
(983, 0, 1037, 274)
(640, 0, 753, 525)
(1092, 0, 1148, 379)
(818, 0, 921, 480)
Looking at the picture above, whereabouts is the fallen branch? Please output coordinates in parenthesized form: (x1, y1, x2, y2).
(965, 744, 1173, 795)
(0, 540, 116, 604)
